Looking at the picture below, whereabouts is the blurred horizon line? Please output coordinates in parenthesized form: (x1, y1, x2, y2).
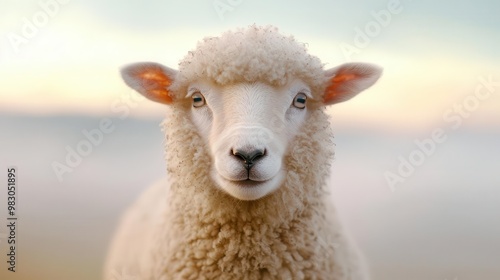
(2, 111, 499, 135)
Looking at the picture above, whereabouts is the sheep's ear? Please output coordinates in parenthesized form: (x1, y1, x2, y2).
(323, 63, 382, 105)
(121, 62, 177, 104)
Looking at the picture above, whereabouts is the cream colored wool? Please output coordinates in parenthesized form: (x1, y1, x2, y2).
(104, 25, 373, 280)
(171, 25, 328, 101)
(148, 106, 366, 279)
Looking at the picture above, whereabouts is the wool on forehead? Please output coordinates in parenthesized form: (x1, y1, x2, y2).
(172, 25, 328, 99)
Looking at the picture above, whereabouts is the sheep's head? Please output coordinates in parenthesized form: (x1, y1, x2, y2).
(121, 62, 381, 200)
(120, 27, 382, 201)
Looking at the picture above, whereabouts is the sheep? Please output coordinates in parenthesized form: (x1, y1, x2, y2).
(104, 25, 382, 280)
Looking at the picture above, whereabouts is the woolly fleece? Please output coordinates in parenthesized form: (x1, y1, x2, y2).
(147, 106, 367, 279)
(171, 25, 328, 100)
(104, 26, 370, 280)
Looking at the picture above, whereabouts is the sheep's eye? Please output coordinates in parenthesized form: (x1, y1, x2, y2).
(192, 92, 205, 108)
(293, 93, 307, 109)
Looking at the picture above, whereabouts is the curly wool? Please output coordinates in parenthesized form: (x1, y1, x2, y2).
(171, 25, 327, 100)
(129, 104, 365, 279)
(104, 26, 370, 280)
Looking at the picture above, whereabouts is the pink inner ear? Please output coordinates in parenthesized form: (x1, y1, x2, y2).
(333, 73, 357, 83)
(324, 73, 359, 103)
(135, 66, 174, 104)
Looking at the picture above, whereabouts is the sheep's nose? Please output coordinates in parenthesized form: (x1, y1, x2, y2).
(232, 149, 266, 170)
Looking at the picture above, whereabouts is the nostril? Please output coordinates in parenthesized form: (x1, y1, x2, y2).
(249, 150, 265, 162)
(232, 150, 247, 162)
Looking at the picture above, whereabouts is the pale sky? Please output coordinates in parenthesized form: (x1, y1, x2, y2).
(1, 0, 499, 129)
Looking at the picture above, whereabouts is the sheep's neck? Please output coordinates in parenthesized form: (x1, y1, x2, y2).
(163, 183, 334, 276)
(159, 107, 336, 275)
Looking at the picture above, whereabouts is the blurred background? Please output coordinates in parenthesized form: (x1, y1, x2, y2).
(1, 0, 499, 279)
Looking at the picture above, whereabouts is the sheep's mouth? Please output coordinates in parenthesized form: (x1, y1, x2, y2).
(234, 179, 265, 187)
(212, 169, 284, 200)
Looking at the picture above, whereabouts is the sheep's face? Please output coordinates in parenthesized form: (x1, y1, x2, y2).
(120, 61, 382, 201)
(187, 79, 312, 200)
